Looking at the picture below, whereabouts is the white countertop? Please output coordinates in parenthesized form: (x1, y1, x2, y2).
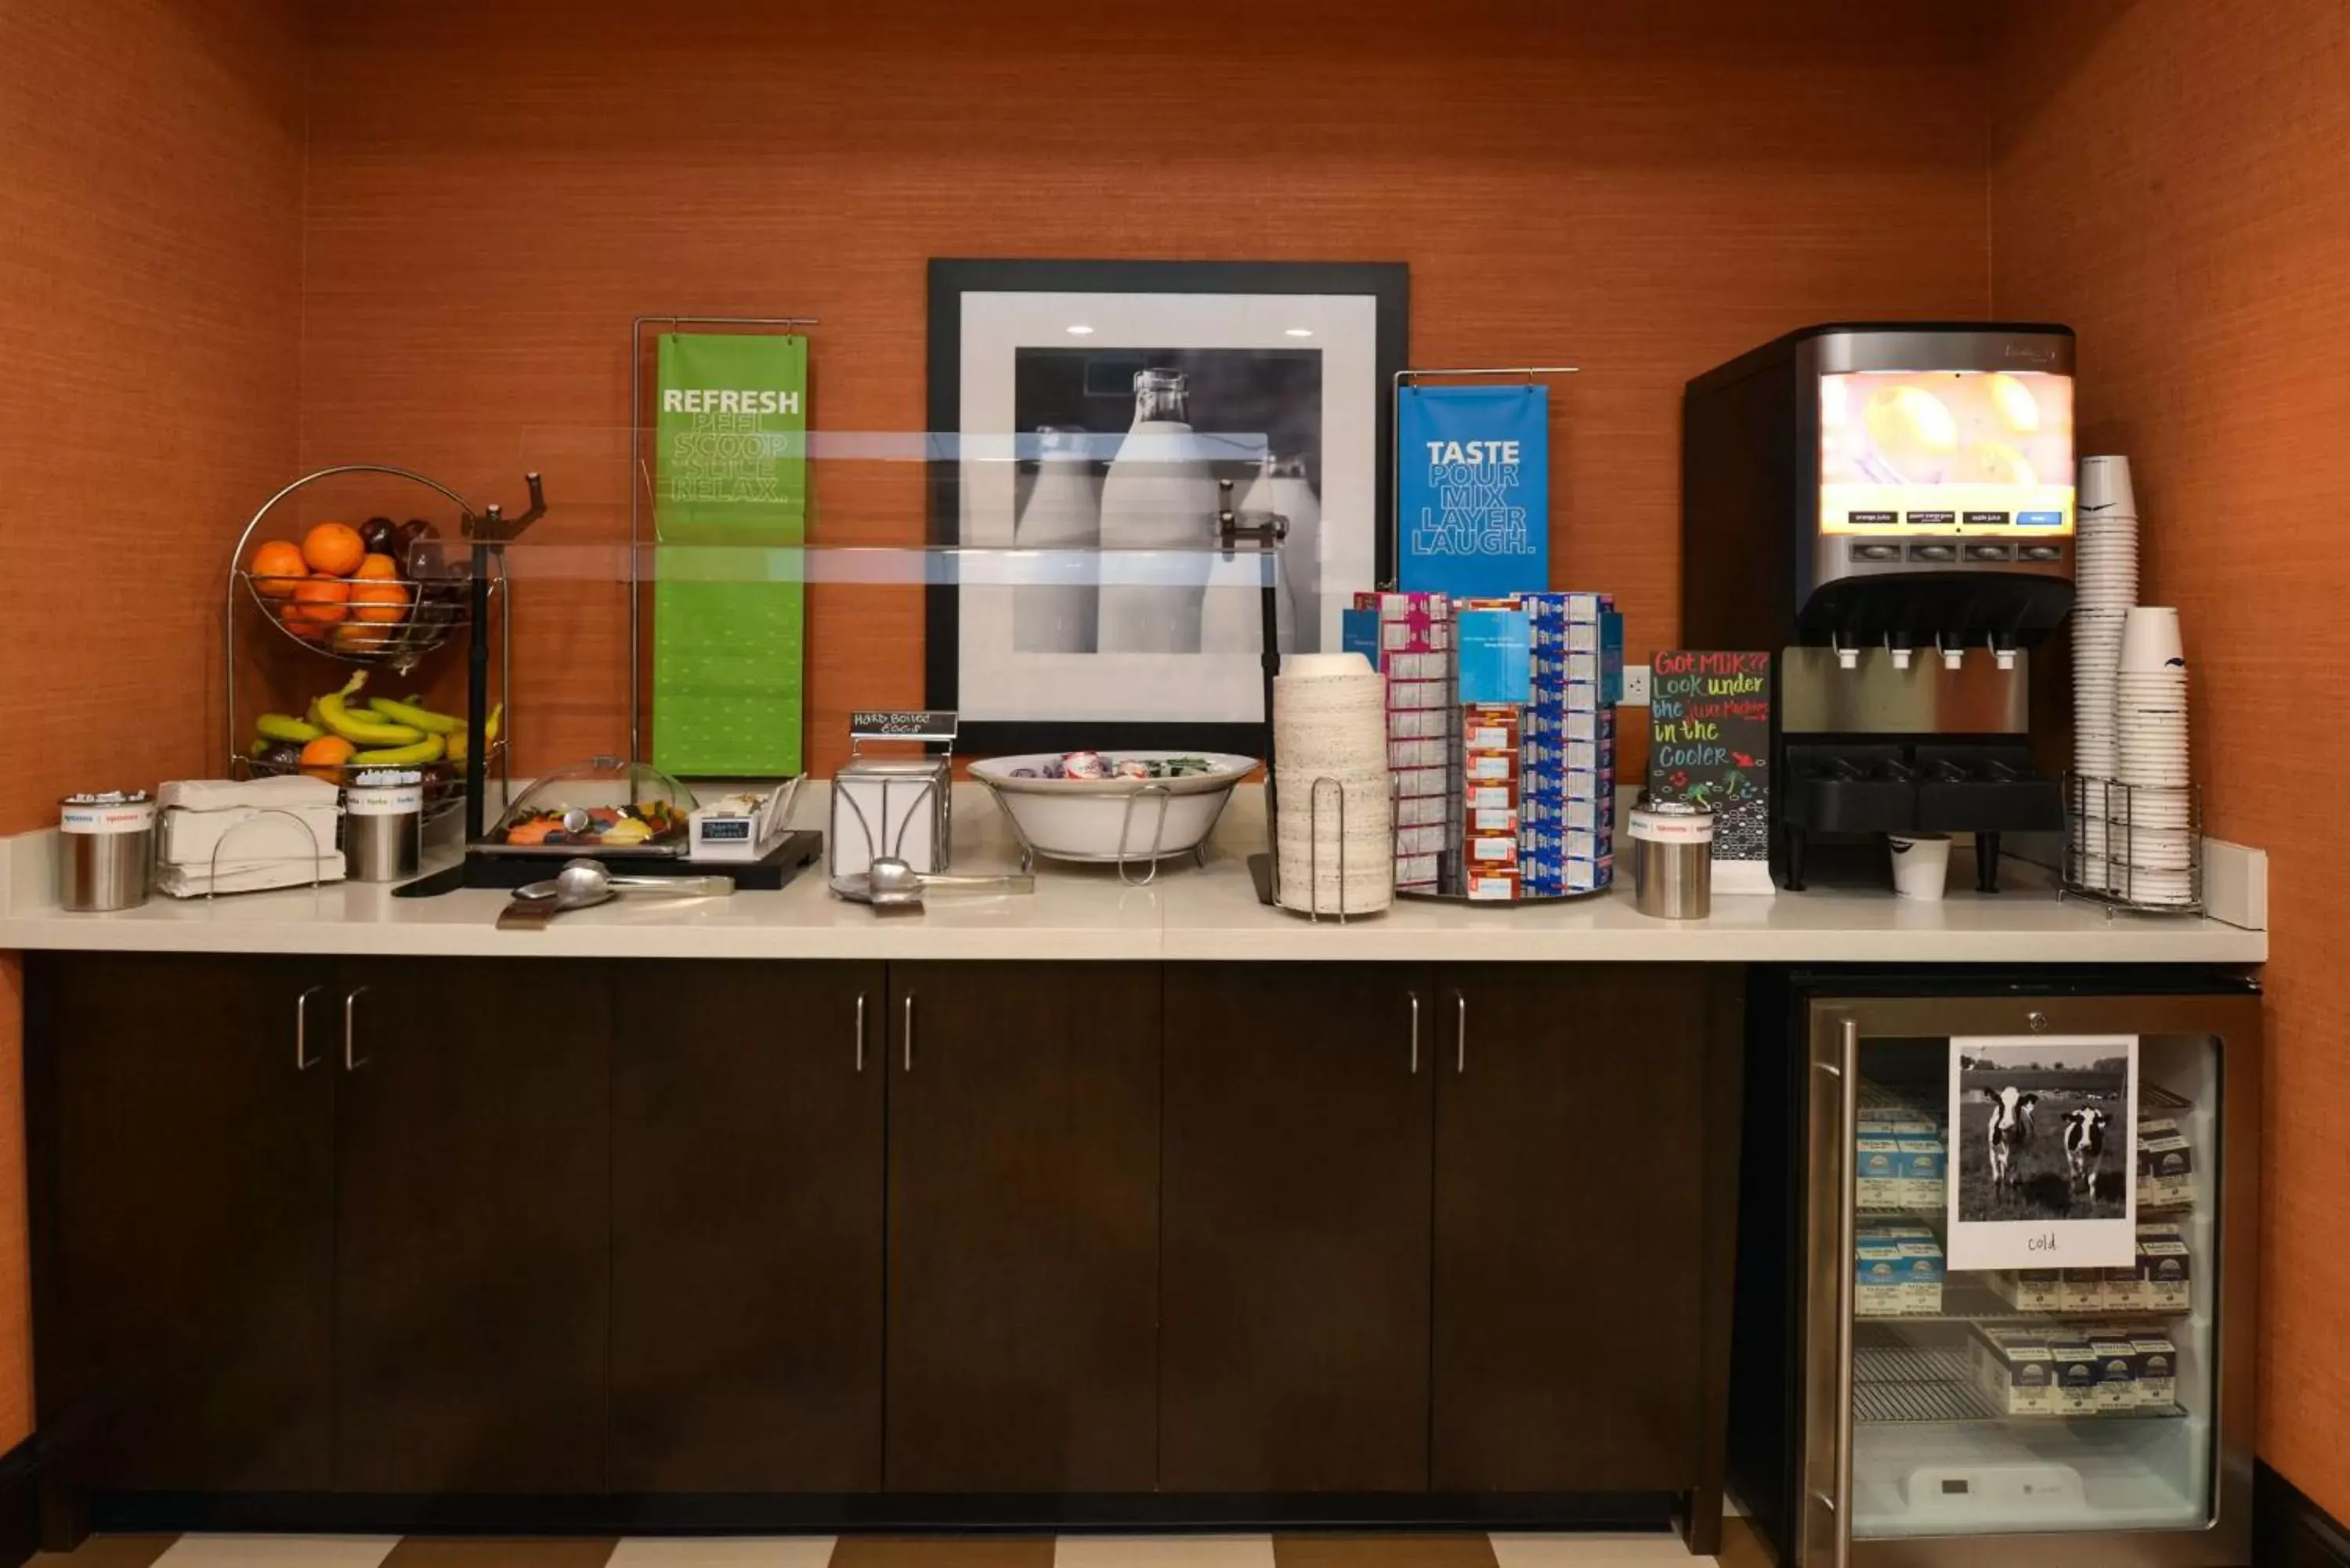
(0, 788, 2265, 966)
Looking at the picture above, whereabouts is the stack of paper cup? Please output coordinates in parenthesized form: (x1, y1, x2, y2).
(2073, 456, 2139, 786)
(2110, 607, 2196, 905)
(1274, 652, 1394, 915)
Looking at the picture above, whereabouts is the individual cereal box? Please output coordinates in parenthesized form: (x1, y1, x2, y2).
(1397, 795, 1451, 829)
(1468, 806, 1519, 836)
(1524, 855, 1611, 895)
(2102, 1263, 2148, 1313)
(1466, 834, 1520, 866)
(1390, 738, 1447, 770)
(1462, 706, 1520, 753)
(1465, 869, 1520, 902)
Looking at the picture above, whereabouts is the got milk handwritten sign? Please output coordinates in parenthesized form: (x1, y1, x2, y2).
(1649, 652, 1773, 894)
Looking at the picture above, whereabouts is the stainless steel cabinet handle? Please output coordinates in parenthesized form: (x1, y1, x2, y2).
(1407, 991, 1420, 1073)
(1833, 1016, 1859, 1568)
(855, 993, 867, 1074)
(295, 985, 324, 1071)
(1454, 990, 1467, 1074)
(344, 985, 372, 1071)
(903, 995, 915, 1072)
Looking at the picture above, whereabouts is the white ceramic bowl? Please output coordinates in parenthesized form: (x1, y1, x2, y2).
(971, 752, 1258, 865)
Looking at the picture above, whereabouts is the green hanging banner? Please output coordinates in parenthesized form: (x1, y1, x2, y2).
(652, 331, 808, 777)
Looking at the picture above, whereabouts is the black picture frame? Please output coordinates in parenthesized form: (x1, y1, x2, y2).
(926, 258, 1409, 757)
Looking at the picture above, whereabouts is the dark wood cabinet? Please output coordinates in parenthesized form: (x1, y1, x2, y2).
(882, 962, 1161, 1494)
(29, 948, 1744, 1536)
(610, 960, 885, 1492)
(1159, 963, 1435, 1493)
(331, 959, 611, 1493)
(32, 952, 336, 1494)
(1430, 963, 1741, 1501)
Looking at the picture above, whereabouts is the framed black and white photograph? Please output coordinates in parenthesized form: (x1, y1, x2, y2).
(927, 258, 1408, 754)
(1947, 1035, 2138, 1271)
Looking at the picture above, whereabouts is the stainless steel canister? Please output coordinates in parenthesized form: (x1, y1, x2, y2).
(1629, 801, 1715, 919)
(343, 780, 424, 883)
(58, 793, 157, 912)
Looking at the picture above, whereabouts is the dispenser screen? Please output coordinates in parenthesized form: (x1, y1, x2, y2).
(1820, 370, 2074, 536)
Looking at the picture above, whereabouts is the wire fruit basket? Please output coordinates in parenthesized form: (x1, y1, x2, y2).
(224, 464, 515, 823)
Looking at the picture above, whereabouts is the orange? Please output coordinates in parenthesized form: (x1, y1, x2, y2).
(334, 623, 392, 654)
(356, 552, 400, 582)
(350, 580, 412, 624)
(250, 540, 308, 597)
(278, 600, 327, 640)
(292, 576, 351, 624)
(302, 521, 366, 577)
(299, 735, 356, 781)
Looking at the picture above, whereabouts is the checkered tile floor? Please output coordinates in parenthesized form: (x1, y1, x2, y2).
(31, 1523, 1763, 1568)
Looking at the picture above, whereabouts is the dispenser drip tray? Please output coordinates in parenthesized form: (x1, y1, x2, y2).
(1784, 742, 2062, 893)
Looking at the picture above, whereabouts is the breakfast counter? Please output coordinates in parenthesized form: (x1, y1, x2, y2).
(0, 788, 2267, 965)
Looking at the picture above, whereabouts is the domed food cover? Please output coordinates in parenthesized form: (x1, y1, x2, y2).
(486, 755, 698, 857)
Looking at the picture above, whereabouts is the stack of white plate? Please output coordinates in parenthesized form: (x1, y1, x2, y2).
(2108, 606, 2196, 905)
(2072, 456, 2139, 790)
(1272, 652, 1394, 916)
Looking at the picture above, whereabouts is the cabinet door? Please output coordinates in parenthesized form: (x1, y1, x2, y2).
(1431, 963, 1738, 1493)
(884, 962, 1160, 1493)
(34, 953, 335, 1492)
(611, 961, 884, 1491)
(331, 959, 610, 1492)
(1159, 963, 1434, 1492)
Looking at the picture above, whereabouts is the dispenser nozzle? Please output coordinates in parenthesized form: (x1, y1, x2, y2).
(1941, 646, 1965, 672)
(1889, 646, 1913, 672)
(1835, 639, 1859, 672)
(1995, 648, 2018, 672)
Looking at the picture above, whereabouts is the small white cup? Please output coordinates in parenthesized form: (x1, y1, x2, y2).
(2119, 606, 2186, 672)
(1888, 833, 1952, 900)
(2080, 455, 2138, 518)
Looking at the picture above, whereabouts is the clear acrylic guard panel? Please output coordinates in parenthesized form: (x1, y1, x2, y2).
(1849, 1031, 2217, 1538)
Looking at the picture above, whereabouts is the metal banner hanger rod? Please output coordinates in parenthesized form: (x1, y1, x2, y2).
(1395, 366, 1582, 385)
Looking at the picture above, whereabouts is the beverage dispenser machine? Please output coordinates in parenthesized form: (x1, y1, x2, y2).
(1681, 324, 2077, 891)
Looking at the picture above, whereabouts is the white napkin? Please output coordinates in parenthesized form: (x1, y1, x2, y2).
(157, 851, 347, 899)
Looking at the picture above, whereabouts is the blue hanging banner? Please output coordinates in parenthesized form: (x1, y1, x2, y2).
(1396, 383, 1550, 598)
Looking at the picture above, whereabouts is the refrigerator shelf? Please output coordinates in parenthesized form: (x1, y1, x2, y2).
(1855, 1343, 2189, 1425)
(1860, 1281, 2189, 1324)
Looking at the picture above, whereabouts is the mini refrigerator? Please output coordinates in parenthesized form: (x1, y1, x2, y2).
(1730, 969, 2259, 1568)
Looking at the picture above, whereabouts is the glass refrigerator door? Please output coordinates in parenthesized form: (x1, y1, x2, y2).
(1805, 995, 2257, 1566)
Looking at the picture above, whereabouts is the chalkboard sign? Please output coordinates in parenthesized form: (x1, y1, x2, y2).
(1648, 652, 1773, 894)
(850, 710, 960, 745)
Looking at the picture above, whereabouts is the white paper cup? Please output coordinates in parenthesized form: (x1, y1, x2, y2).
(1888, 833, 1951, 901)
(2119, 607, 2186, 672)
(2080, 455, 2137, 518)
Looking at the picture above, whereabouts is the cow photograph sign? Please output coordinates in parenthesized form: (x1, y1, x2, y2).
(1945, 1035, 2139, 1271)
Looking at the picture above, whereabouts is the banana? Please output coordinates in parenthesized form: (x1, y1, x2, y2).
(352, 734, 446, 765)
(316, 672, 423, 748)
(255, 712, 324, 745)
(444, 731, 466, 766)
(367, 695, 461, 735)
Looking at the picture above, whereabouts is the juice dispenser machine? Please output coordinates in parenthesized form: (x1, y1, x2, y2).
(1681, 324, 2077, 891)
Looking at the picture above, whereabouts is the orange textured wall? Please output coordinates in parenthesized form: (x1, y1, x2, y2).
(0, 0, 309, 1450)
(299, 0, 1994, 777)
(0, 0, 308, 836)
(1991, 0, 2350, 1518)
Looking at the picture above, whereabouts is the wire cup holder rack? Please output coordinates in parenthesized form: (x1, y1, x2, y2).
(2062, 772, 2205, 916)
